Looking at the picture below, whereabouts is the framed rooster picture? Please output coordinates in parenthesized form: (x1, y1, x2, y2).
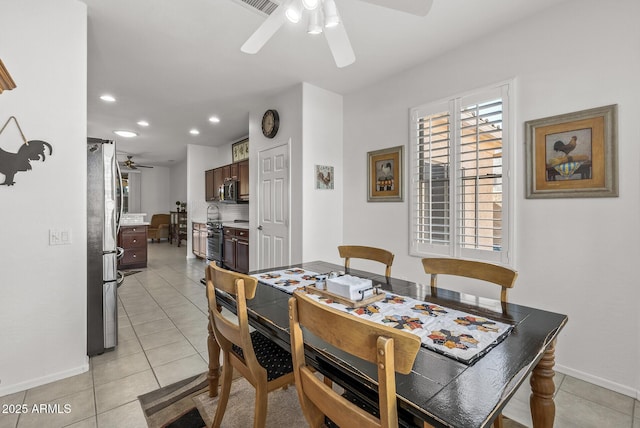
(525, 104, 618, 198)
(367, 145, 403, 202)
(315, 165, 334, 190)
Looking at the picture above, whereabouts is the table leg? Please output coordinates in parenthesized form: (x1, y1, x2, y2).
(207, 305, 222, 397)
(530, 339, 556, 427)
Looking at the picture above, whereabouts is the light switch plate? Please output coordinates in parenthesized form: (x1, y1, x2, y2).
(50, 229, 72, 245)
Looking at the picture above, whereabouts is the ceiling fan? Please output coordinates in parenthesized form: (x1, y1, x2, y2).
(241, 0, 433, 68)
(119, 155, 153, 170)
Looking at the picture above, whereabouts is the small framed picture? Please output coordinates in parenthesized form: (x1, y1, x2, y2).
(315, 165, 334, 189)
(232, 138, 249, 163)
(367, 145, 403, 202)
(525, 105, 618, 198)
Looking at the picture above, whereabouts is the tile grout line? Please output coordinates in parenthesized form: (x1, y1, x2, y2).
(123, 269, 207, 386)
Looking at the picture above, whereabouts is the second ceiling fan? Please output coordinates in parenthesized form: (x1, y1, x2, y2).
(241, 0, 433, 68)
(120, 155, 153, 170)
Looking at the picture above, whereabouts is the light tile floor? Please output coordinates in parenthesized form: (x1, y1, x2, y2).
(1, 243, 638, 427)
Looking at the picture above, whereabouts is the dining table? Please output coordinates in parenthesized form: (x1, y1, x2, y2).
(205, 261, 568, 428)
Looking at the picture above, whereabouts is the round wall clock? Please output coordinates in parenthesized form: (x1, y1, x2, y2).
(261, 109, 279, 138)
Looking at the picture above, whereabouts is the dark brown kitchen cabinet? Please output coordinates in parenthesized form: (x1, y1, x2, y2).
(222, 227, 249, 274)
(205, 160, 250, 201)
(192, 222, 207, 259)
(236, 229, 249, 273)
(238, 159, 249, 201)
(213, 167, 223, 199)
(205, 169, 215, 201)
(118, 225, 147, 269)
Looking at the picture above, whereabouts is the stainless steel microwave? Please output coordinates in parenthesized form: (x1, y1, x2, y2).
(222, 179, 241, 203)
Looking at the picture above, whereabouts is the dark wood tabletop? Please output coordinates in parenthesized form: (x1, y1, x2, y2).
(206, 261, 568, 428)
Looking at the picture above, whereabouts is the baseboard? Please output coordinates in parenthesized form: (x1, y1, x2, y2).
(556, 364, 639, 399)
(0, 357, 89, 397)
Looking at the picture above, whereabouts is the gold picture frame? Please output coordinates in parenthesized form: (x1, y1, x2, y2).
(0, 59, 17, 94)
(232, 138, 249, 163)
(367, 145, 403, 202)
(525, 105, 618, 198)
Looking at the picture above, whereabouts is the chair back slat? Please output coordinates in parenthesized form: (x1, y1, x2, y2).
(338, 245, 394, 277)
(299, 367, 379, 428)
(289, 291, 421, 428)
(205, 263, 258, 360)
(421, 258, 518, 306)
(292, 291, 419, 373)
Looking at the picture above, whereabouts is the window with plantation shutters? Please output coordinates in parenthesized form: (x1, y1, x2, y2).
(409, 83, 512, 265)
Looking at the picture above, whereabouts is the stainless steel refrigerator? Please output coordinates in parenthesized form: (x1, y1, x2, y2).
(87, 138, 124, 356)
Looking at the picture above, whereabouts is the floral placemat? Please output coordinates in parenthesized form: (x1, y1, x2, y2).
(252, 268, 513, 364)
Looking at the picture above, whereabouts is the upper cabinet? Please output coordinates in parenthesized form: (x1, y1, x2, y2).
(205, 159, 249, 202)
(205, 169, 214, 201)
(238, 159, 249, 201)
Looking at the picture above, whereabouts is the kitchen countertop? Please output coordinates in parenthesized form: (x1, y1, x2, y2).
(222, 222, 249, 230)
(120, 222, 150, 226)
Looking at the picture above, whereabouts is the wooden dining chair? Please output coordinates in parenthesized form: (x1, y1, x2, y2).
(288, 290, 421, 428)
(338, 245, 395, 277)
(205, 263, 294, 428)
(421, 257, 518, 428)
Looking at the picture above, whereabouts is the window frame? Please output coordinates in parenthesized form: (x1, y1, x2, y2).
(408, 81, 515, 267)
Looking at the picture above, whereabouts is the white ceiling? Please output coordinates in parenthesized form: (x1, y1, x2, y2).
(82, 0, 568, 166)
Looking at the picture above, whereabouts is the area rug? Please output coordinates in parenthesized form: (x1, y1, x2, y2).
(138, 372, 527, 428)
(138, 372, 307, 428)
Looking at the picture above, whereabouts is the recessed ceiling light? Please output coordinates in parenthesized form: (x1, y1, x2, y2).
(113, 130, 138, 138)
(137, 120, 149, 127)
(100, 94, 116, 102)
(189, 129, 200, 135)
(209, 116, 220, 123)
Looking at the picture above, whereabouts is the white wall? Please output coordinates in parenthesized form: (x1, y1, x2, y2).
(186, 144, 225, 257)
(0, 0, 88, 395)
(343, 0, 640, 397)
(140, 166, 172, 218)
(170, 159, 188, 205)
(249, 84, 303, 270)
(301, 83, 344, 264)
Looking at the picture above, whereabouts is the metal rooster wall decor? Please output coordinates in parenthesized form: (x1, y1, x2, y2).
(0, 116, 53, 186)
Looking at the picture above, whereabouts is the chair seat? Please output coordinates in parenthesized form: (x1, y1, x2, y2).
(232, 331, 293, 381)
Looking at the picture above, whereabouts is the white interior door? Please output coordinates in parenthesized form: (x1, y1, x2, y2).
(258, 143, 289, 270)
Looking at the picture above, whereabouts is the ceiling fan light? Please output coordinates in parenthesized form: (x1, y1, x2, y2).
(323, 0, 339, 27)
(285, 0, 302, 23)
(307, 8, 323, 34)
(302, 0, 319, 10)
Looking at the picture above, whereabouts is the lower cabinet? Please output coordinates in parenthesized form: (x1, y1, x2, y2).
(192, 222, 207, 259)
(118, 225, 148, 269)
(223, 227, 249, 274)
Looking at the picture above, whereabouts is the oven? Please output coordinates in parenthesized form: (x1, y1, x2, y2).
(206, 221, 224, 265)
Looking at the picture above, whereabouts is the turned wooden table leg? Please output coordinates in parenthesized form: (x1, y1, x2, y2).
(207, 304, 222, 397)
(530, 339, 557, 427)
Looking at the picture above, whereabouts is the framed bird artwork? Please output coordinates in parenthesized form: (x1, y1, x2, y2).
(525, 104, 618, 198)
(367, 145, 403, 202)
(315, 165, 334, 190)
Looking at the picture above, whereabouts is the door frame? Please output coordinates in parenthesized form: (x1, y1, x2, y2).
(254, 140, 291, 271)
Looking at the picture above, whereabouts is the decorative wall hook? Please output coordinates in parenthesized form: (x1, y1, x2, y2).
(0, 116, 53, 186)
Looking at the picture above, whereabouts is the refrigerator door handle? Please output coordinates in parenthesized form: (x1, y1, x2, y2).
(115, 157, 124, 234)
(116, 271, 125, 288)
(116, 246, 124, 260)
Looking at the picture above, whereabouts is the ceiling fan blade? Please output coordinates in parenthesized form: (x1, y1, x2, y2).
(358, 0, 433, 16)
(241, 4, 288, 54)
(324, 21, 356, 68)
(137, 165, 154, 168)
